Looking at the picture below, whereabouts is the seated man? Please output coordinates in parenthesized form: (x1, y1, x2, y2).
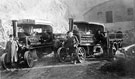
(92, 44, 103, 58)
(40, 30, 50, 43)
(46, 30, 53, 43)
(86, 30, 92, 34)
(64, 31, 79, 64)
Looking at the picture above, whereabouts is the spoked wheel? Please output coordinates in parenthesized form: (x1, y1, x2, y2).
(77, 47, 86, 63)
(1, 53, 9, 69)
(24, 51, 34, 68)
(57, 47, 67, 62)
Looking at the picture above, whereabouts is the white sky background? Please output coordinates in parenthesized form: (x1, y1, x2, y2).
(0, 0, 109, 33)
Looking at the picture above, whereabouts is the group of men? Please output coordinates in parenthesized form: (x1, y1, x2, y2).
(4, 24, 105, 67)
(61, 25, 105, 64)
(5, 35, 19, 70)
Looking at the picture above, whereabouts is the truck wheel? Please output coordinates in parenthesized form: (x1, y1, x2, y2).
(57, 47, 66, 62)
(1, 53, 9, 69)
(77, 47, 86, 63)
(24, 51, 34, 68)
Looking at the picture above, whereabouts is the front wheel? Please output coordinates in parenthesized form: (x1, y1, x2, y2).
(77, 47, 86, 63)
(1, 53, 8, 69)
(24, 51, 34, 68)
(57, 47, 67, 62)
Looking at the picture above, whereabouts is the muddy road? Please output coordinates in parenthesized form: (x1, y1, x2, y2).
(0, 53, 135, 79)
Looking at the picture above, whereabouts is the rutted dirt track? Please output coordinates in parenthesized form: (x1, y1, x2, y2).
(1, 59, 135, 79)
(0, 55, 100, 79)
(1, 50, 135, 79)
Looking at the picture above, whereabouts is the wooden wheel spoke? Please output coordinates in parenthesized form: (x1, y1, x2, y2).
(24, 51, 34, 68)
(77, 47, 86, 62)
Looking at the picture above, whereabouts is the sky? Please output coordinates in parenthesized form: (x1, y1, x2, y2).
(0, 0, 109, 34)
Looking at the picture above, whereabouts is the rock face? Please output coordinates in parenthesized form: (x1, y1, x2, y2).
(0, 0, 69, 33)
(0, 0, 109, 48)
(0, 0, 109, 32)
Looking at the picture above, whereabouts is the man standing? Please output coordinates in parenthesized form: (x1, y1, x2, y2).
(64, 31, 79, 64)
(11, 37, 18, 63)
(95, 30, 105, 44)
(5, 35, 18, 69)
(73, 25, 81, 43)
(5, 35, 13, 68)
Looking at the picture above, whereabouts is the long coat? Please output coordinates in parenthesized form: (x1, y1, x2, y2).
(11, 41, 18, 63)
(73, 30, 81, 43)
(5, 40, 18, 63)
(5, 41, 12, 63)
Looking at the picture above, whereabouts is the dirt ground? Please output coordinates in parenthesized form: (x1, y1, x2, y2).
(1, 55, 135, 79)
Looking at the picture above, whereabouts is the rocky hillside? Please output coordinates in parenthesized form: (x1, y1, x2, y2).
(0, 0, 109, 31)
(0, 0, 109, 47)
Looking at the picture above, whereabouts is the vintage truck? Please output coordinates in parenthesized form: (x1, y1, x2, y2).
(1, 19, 54, 69)
(56, 18, 124, 61)
(73, 21, 124, 59)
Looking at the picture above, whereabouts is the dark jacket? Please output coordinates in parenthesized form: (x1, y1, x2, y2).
(41, 32, 53, 43)
(73, 30, 81, 43)
(64, 36, 79, 48)
(5, 41, 12, 63)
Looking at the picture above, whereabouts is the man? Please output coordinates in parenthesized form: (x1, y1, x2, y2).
(11, 37, 18, 63)
(94, 30, 107, 51)
(64, 31, 79, 48)
(114, 48, 125, 59)
(64, 31, 79, 64)
(93, 44, 103, 58)
(40, 30, 50, 43)
(46, 29, 53, 43)
(86, 30, 92, 34)
(73, 25, 81, 43)
(95, 30, 105, 44)
(5, 35, 13, 69)
(4, 34, 18, 69)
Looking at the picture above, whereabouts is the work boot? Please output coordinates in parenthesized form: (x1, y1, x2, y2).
(73, 60, 77, 64)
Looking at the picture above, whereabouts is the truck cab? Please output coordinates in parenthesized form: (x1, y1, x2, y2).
(73, 21, 106, 56)
(13, 19, 54, 59)
(15, 19, 53, 49)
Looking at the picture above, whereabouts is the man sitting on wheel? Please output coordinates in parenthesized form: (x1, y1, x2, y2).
(40, 30, 50, 43)
(92, 44, 103, 58)
(64, 31, 79, 64)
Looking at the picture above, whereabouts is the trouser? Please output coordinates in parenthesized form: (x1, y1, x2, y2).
(68, 47, 79, 62)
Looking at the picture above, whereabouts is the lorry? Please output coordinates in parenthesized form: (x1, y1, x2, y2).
(1, 19, 54, 69)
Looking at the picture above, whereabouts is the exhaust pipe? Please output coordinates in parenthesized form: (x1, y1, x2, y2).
(69, 18, 73, 31)
(12, 20, 18, 38)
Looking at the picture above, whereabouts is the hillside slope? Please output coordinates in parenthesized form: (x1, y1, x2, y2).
(0, 0, 109, 47)
(0, 0, 109, 31)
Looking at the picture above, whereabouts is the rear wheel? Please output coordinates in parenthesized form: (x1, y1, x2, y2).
(24, 51, 34, 68)
(57, 47, 67, 62)
(1, 53, 9, 69)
